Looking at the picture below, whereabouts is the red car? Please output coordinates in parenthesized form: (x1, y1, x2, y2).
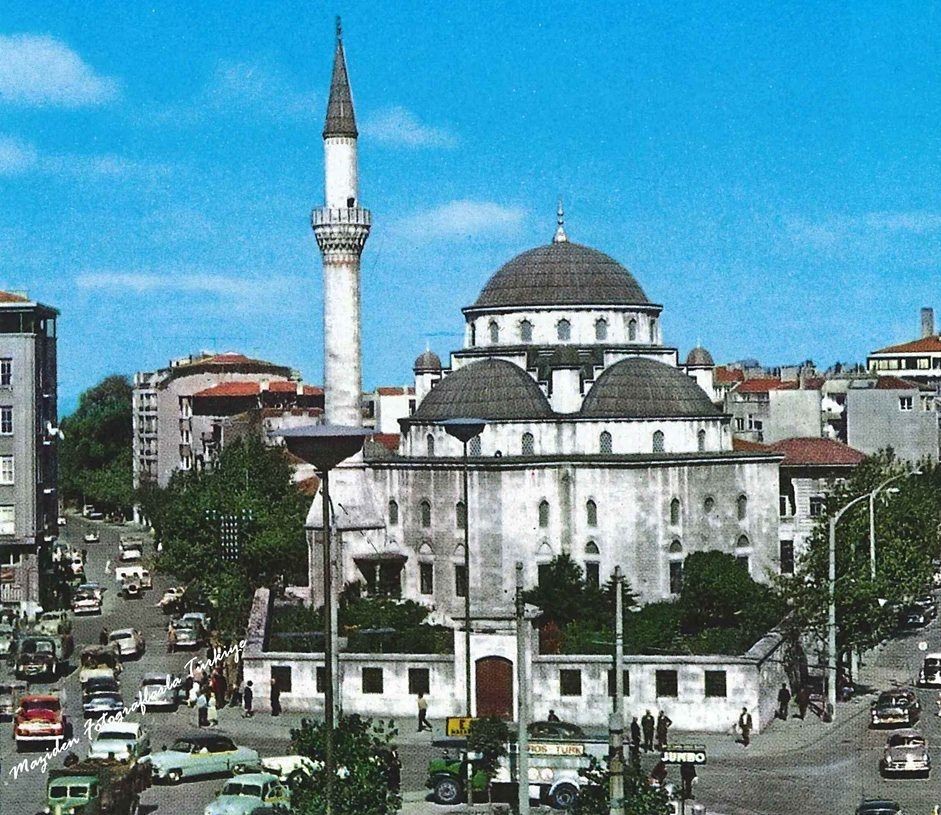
(14, 693, 68, 751)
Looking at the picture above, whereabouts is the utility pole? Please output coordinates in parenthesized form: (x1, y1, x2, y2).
(609, 566, 624, 815)
(516, 561, 530, 815)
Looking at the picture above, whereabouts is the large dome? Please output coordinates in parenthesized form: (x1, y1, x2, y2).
(581, 357, 719, 419)
(412, 358, 552, 421)
(472, 241, 649, 309)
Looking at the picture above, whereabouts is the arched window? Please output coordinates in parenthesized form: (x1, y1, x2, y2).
(455, 500, 466, 529)
(557, 319, 571, 341)
(599, 431, 613, 454)
(668, 540, 684, 593)
(670, 498, 680, 526)
(521, 432, 535, 456)
(697, 429, 706, 452)
(538, 500, 550, 528)
(669, 540, 683, 556)
(628, 318, 637, 341)
(420, 499, 431, 528)
(426, 434, 435, 457)
(594, 318, 608, 341)
(468, 436, 481, 456)
(652, 430, 665, 453)
(736, 534, 751, 571)
(489, 320, 499, 344)
(649, 319, 657, 343)
(469, 322, 476, 346)
(519, 320, 533, 343)
(737, 494, 748, 521)
(584, 541, 600, 587)
(586, 499, 598, 527)
(736, 534, 750, 550)
(388, 499, 399, 525)
(585, 540, 600, 555)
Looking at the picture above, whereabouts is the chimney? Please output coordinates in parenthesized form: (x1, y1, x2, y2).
(921, 307, 935, 338)
(260, 378, 270, 393)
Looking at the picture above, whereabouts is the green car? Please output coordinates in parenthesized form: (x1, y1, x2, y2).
(140, 733, 259, 785)
(427, 753, 490, 805)
(203, 772, 291, 815)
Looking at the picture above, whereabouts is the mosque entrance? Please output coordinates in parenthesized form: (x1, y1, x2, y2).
(475, 656, 513, 719)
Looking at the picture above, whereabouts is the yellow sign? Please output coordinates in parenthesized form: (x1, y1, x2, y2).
(446, 716, 476, 737)
(529, 741, 585, 757)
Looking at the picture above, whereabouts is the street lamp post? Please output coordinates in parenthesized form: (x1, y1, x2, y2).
(869, 469, 922, 580)
(439, 418, 486, 717)
(274, 425, 372, 815)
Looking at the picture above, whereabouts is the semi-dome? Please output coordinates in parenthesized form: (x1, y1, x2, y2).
(581, 357, 719, 419)
(685, 346, 714, 367)
(412, 358, 552, 421)
(413, 349, 442, 371)
(472, 241, 649, 309)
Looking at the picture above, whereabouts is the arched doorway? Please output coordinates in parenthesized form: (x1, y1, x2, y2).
(476, 656, 513, 719)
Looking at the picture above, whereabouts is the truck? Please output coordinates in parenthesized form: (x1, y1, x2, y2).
(14, 692, 69, 751)
(15, 635, 60, 679)
(79, 644, 123, 685)
(46, 756, 151, 815)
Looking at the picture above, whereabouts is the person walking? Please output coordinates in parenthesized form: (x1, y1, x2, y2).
(166, 626, 177, 654)
(242, 680, 254, 718)
(270, 676, 281, 716)
(680, 762, 697, 800)
(641, 710, 655, 752)
(655, 710, 673, 751)
(629, 716, 642, 768)
(738, 707, 753, 747)
(196, 687, 209, 728)
(99, 628, 109, 646)
(207, 694, 218, 727)
(796, 685, 810, 719)
(417, 692, 432, 732)
(777, 683, 791, 720)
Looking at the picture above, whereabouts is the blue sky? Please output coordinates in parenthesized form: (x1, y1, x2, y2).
(1, 1, 940, 415)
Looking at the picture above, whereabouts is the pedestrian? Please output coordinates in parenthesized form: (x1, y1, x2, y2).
(417, 692, 432, 732)
(777, 683, 791, 720)
(796, 685, 810, 719)
(641, 710, 655, 752)
(211, 669, 226, 709)
(99, 628, 109, 646)
(242, 680, 254, 718)
(187, 679, 199, 708)
(655, 710, 673, 751)
(680, 762, 697, 799)
(629, 716, 641, 768)
(649, 760, 668, 788)
(270, 676, 281, 716)
(104, 558, 112, 575)
(547, 709, 560, 723)
(166, 627, 177, 654)
(207, 694, 218, 727)
(196, 687, 209, 727)
(738, 707, 753, 747)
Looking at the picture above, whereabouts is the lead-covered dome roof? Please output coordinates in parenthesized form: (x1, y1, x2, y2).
(472, 241, 649, 309)
(581, 357, 719, 419)
(412, 358, 552, 421)
(685, 346, 714, 367)
(413, 350, 442, 371)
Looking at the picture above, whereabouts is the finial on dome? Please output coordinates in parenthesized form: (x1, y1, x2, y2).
(336, 15, 342, 42)
(553, 197, 568, 243)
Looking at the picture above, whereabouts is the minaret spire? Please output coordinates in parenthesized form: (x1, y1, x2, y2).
(323, 16, 358, 139)
(553, 197, 568, 243)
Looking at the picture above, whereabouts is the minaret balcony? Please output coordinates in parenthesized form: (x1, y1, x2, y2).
(312, 207, 371, 228)
(312, 207, 371, 257)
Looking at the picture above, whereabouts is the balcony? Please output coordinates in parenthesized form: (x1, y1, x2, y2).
(311, 207, 371, 227)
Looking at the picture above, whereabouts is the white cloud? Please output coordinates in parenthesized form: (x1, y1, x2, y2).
(361, 106, 458, 148)
(0, 34, 119, 107)
(0, 134, 38, 175)
(786, 211, 941, 249)
(394, 200, 527, 242)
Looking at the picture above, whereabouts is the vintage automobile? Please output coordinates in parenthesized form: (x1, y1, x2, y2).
(528, 721, 587, 741)
(140, 733, 260, 784)
(79, 644, 123, 685)
(47, 756, 151, 815)
(913, 595, 938, 618)
(856, 800, 901, 815)
(119, 535, 144, 552)
(109, 628, 146, 659)
(87, 721, 151, 762)
(72, 588, 103, 615)
(203, 772, 291, 815)
(871, 689, 921, 728)
(180, 610, 212, 630)
(69, 554, 86, 576)
(36, 610, 73, 636)
(118, 547, 143, 564)
(78, 581, 107, 599)
(156, 586, 186, 612)
(0, 621, 17, 659)
(14, 692, 69, 750)
(83, 690, 126, 720)
(120, 580, 143, 600)
(0, 679, 27, 719)
(881, 728, 930, 777)
(15, 635, 59, 679)
(115, 564, 152, 589)
(83, 676, 121, 702)
(234, 754, 318, 788)
(900, 607, 930, 630)
(170, 618, 205, 650)
(83, 530, 101, 544)
(138, 673, 181, 711)
(918, 653, 941, 688)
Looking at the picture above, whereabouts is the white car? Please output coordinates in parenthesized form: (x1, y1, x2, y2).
(71, 591, 102, 615)
(258, 754, 318, 786)
(138, 673, 180, 711)
(108, 629, 145, 659)
(83, 531, 100, 544)
(156, 587, 185, 609)
(118, 548, 142, 564)
(87, 721, 150, 762)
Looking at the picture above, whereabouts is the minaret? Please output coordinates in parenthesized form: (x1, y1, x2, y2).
(312, 17, 371, 426)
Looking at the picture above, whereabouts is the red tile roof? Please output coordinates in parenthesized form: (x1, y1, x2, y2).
(873, 336, 941, 355)
(296, 475, 321, 497)
(376, 387, 415, 396)
(267, 381, 324, 395)
(194, 380, 322, 398)
(714, 366, 745, 384)
(732, 438, 771, 453)
(874, 376, 923, 390)
(372, 433, 401, 452)
(0, 291, 29, 303)
(766, 437, 865, 467)
(735, 378, 795, 394)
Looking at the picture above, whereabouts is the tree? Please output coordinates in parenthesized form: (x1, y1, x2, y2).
(291, 714, 400, 815)
(59, 375, 133, 512)
(573, 757, 672, 815)
(466, 716, 509, 806)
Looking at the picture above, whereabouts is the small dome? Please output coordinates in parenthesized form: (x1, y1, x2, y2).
(413, 350, 442, 371)
(581, 357, 719, 419)
(412, 358, 552, 422)
(473, 241, 649, 309)
(686, 346, 714, 367)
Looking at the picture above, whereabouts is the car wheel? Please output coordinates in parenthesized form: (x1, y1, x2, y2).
(549, 783, 579, 810)
(166, 768, 182, 785)
(288, 769, 307, 789)
(433, 777, 462, 805)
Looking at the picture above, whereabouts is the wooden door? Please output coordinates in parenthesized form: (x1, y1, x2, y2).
(475, 656, 513, 719)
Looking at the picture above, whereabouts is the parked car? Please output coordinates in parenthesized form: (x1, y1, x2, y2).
(138, 673, 181, 711)
(14, 693, 68, 750)
(83, 531, 101, 544)
(78, 581, 106, 600)
(203, 772, 291, 815)
(871, 689, 921, 728)
(881, 728, 930, 777)
(15, 635, 59, 679)
(528, 721, 587, 741)
(856, 800, 901, 815)
(918, 653, 941, 688)
(0, 679, 27, 720)
(119, 536, 144, 553)
(239, 754, 317, 788)
(109, 628, 145, 659)
(913, 596, 937, 618)
(82, 676, 121, 702)
(118, 547, 142, 564)
(72, 589, 103, 615)
(156, 586, 186, 612)
(88, 510, 105, 521)
(170, 619, 205, 650)
(87, 721, 151, 762)
(83, 690, 126, 719)
(78, 644, 123, 685)
(900, 608, 930, 630)
(35, 610, 72, 637)
(141, 733, 260, 784)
